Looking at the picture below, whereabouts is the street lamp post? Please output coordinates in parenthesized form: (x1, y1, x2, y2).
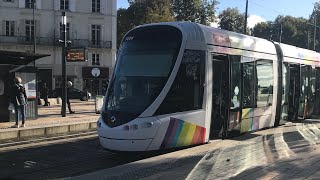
(61, 12, 67, 117)
(314, 14, 317, 51)
(244, 0, 248, 34)
(307, 22, 320, 51)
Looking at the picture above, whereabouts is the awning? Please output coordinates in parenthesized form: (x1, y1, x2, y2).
(0, 50, 50, 65)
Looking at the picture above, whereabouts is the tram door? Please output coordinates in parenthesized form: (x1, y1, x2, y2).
(287, 64, 300, 121)
(210, 55, 229, 139)
(313, 68, 320, 116)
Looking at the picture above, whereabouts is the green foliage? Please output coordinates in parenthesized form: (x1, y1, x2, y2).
(252, 15, 310, 49)
(173, 0, 201, 22)
(117, 8, 132, 48)
(218, 8, 245, 33)
(173, 0, 218, 25)
(198, 0, 218, 25)
(117, 0, 174, 47)
(251, 21, 273, 40)
(117, 0, 218, 48)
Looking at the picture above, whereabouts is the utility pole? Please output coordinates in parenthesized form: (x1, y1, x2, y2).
(314, 5, 317, 51)
(279, 24, 283, 43)
(61, 12, 67, 117)
(244, 0, 248, 34)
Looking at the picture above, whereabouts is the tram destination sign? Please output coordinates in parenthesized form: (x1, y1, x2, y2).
(66, 48, 86, 62)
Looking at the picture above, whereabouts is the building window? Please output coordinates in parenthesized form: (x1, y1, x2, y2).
(4, 0, 14, 2)
(60, 0, 69, 10)
(60, 22, 70, 40)
(25, 20, 34, 42)
(91, 25, 101, 46)
(5, 21, 15, 36)
(25, 0, 35, 9)
(92, 0, 100, 13)
(92, 54, 100, 66)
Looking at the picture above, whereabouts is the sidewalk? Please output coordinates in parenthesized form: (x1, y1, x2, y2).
(71, 120, 320, 180)
(0, 100, 100, 142)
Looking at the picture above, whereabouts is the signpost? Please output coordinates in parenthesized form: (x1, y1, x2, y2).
(66, 48, 86, 62)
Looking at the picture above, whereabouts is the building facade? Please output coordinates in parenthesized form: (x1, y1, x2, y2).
(0, 0, 117, 96)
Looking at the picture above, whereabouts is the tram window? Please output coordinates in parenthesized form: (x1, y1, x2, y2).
(256, 60, 273, 107)
(242, 62, 255, 108)
(230, 56, 241, 109)
(155, 50, 205, 115)
(281, 63, 290, 120)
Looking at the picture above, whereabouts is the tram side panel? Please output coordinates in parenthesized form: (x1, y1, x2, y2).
(208, 45, 279, 136)
(147, 49, 209, 150)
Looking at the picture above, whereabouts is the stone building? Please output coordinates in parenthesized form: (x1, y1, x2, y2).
(0, 0, 117, 96)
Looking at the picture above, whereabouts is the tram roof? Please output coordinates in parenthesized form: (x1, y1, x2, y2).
(137, 22, 320, 62)
(277, 43, 320, 62)
(139, 22, 276, 55)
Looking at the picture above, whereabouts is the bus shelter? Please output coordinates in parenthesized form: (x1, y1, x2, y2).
(0, 50, 49, 122)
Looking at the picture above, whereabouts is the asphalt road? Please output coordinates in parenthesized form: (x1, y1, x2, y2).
(0, 132, 157, 180)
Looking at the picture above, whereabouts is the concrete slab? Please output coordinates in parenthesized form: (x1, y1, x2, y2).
(46, 125, 69, 135)
(19, 128, 46, 139)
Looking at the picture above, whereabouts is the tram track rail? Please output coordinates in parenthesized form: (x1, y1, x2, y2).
(0, 132, 162, 179)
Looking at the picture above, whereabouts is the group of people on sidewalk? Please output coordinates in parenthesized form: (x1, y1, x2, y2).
(39, 82, 74, 114)
(10, 77, 75, 128)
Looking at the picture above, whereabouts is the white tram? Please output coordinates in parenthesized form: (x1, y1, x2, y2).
(97, 22, 320, 151)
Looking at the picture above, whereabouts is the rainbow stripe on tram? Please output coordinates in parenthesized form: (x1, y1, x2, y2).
(161, 117, 206, 149)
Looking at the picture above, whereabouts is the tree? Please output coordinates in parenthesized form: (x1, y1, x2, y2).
(252, 15, 309, 49)
(172, 0, 218, 25)
(173, 0, 201, 22)
(117, 0, 174, 47)
(117, 8, 133, 46)
(218, 8, 245, 33)
(251, 21, 273, 40)
(198, 0, 218, 25)
(144, 0, 174, 23)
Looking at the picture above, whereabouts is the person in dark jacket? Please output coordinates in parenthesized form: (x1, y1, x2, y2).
(42, 83, 50, 106)
(67, 81, 75, 114)
(11, 77, 27, 128)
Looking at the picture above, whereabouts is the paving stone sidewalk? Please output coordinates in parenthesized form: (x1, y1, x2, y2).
(0, 100, 100, 142)
(0, 100, 100, 129)
(70, 120, 320, 180)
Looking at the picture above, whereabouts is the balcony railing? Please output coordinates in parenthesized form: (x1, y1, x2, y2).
(0, 35, 112, 49)
(69, 39, 112, 48)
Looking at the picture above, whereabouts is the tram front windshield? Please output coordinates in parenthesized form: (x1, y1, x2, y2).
(104, 26, 182, 127)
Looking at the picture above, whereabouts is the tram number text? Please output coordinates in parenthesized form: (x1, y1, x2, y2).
(125, 36, 134, 41)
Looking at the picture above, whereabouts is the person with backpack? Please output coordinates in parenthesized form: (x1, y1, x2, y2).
(11, 77, 27, 128)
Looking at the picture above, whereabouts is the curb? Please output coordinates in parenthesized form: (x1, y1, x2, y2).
(0, 120, 97, 143)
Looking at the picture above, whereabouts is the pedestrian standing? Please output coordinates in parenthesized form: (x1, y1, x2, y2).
(67, 81, 75, 114)
(42, 83, 50, 106)
(11, 77, 27, 128)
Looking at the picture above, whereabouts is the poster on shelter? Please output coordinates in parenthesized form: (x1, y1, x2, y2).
(16, 72, 37, 99)
(26, 79, 36, 99)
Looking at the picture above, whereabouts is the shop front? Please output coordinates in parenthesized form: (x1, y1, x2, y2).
(82, 67, 109, 97)
(0, 50, 49, 122)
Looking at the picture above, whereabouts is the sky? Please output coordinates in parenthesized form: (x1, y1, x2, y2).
(117, 0, 319, 28)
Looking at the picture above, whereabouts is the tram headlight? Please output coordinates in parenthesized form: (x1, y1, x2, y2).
(147, 122, 153, 128)
(124, 125, 130, 131)
(130, 124, 138, 130)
